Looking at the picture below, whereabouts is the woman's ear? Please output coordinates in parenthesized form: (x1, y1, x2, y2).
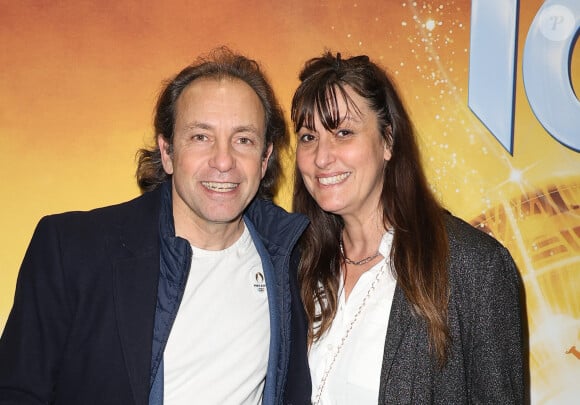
(383, 125, 393, 161)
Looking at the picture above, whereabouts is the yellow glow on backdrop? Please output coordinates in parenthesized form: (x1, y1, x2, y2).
(1, 1, 579, 402)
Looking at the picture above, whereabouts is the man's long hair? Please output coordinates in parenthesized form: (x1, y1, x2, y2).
(136, 47, 288, 200)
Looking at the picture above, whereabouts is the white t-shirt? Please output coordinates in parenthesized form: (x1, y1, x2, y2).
(163, 224, 270, 405)
(309, 230, 396, 404)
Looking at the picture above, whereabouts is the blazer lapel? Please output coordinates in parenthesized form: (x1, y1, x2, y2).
(378, 284, 413, 402)
(114, 254, 159, 405)
(109, 194, 161, 405)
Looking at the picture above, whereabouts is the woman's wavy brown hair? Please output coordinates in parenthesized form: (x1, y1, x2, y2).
(291, 51, 450, 365)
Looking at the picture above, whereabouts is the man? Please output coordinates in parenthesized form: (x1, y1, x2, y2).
(0, 48, 311, 404)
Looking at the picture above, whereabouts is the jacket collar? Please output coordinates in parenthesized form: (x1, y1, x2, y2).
(244, 197, 309, 257)
(157, 182, 310, 252)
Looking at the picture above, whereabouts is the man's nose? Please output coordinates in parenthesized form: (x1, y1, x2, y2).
(209, 141, 235, 172)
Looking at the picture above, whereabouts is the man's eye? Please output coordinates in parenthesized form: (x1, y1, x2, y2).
(238, 137, 253, 145)
(192, 134, 208, 141)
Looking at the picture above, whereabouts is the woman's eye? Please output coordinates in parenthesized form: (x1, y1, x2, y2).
(299, 133, 316, 143)
(336, 129, 353, 137)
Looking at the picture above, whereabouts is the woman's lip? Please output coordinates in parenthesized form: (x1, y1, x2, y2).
(317, 172, 351, 185)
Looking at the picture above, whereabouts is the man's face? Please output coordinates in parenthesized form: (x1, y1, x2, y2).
(159, 77, 271, 237)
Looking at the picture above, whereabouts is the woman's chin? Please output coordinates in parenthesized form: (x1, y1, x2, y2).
(316, 200, 347, 216)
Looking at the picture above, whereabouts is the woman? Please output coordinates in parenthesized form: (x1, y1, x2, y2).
(291, 52, 525, 404)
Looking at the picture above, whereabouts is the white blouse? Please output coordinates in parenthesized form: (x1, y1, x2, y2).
(309, 230, 396, 404)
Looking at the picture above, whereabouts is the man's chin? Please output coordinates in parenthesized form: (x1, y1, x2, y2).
(202, 207, 245, 225)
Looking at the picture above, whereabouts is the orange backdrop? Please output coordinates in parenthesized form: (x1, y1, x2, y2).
(1, 1, 579, 402)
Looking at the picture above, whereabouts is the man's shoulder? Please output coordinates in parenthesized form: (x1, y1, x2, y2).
(38, 188, 160, 233)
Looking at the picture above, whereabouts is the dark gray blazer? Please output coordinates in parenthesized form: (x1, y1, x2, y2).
(378, 215, 525, 404)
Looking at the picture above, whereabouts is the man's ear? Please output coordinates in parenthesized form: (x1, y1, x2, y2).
(158, 134, 174, 175)
(261, 143, 274, 178)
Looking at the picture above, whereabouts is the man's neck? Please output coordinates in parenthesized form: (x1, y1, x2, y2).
(174, 216, 246, 251)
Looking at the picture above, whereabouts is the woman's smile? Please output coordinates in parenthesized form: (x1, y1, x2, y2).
(317, 172, 351, 186)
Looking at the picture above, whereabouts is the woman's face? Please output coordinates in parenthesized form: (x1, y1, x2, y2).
(296, 86, 391, 221)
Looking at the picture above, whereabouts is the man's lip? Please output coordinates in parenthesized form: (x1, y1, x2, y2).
(201, 181, 239, 192)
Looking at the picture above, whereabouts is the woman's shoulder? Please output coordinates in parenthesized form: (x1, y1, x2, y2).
(444, 212, 506, 254)
(443, 212, 520, 288)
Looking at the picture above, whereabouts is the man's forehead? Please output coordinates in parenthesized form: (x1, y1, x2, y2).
(175, 78, 266, 129)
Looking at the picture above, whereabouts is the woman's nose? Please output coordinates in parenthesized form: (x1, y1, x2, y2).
(314, 136, 335, 169)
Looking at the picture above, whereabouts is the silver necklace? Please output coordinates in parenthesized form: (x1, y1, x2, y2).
(312, 260, 389, 405)
(339, 239, 381, 265)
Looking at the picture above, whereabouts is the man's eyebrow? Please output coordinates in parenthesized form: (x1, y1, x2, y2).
(183, 121, 212, 130)
(233, 124, 261, 134)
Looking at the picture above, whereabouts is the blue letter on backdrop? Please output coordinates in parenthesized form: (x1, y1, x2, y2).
(523, 0, 580, 152)
(468, 0, 519, 154)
